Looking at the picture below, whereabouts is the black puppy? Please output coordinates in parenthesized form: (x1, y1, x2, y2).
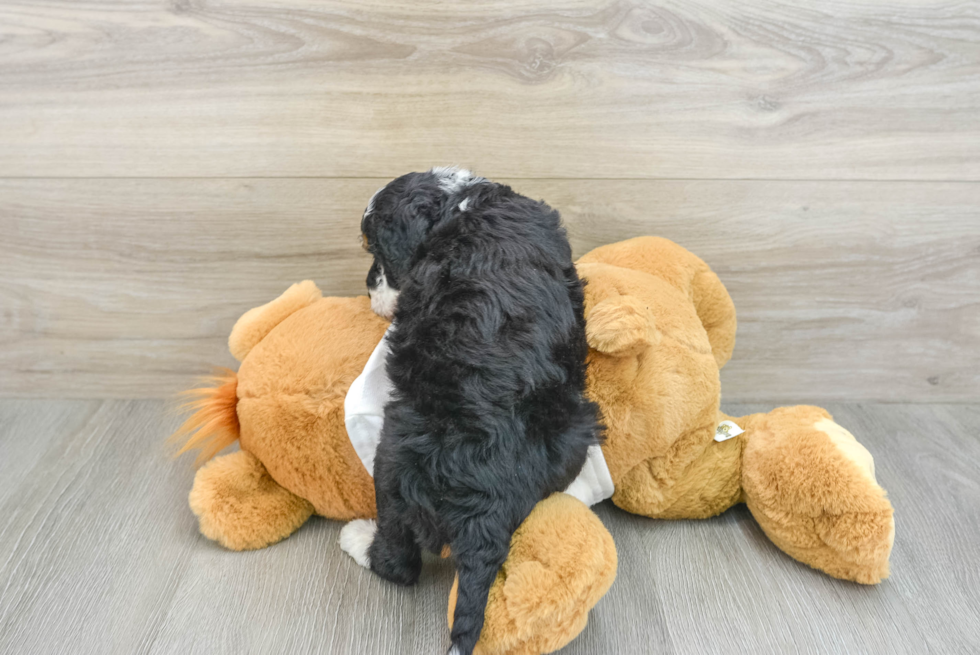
(350, 167, 600, 655)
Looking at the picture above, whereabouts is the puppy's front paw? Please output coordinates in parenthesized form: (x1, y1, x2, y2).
(339, 519, 376, 569)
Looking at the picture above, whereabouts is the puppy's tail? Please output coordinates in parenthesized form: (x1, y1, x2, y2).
(168, 368, 240, 466)
(446, 519, 514, 655)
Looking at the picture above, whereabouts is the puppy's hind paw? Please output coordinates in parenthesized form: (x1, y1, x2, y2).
(339, 519, 376, 569)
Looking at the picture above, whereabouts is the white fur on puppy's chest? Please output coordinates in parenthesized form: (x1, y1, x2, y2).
(339, 519, 377, 569)
(343, 332, 616, 506)
(368, 266, 399, 320)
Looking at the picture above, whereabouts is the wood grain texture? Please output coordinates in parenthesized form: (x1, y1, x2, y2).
(2, 178, 977, 400)
(0, 0, 978, 178)
(1, 400, 978, 654)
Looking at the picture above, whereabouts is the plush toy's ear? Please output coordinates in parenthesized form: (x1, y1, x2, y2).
(228, 280, 322, 361)
(585, 295, 659, 356)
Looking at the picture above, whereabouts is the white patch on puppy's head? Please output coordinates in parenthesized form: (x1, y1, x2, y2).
(369, 265, 399, 320)
(339, 519, 377, 569)
(364, 185, 384, 219)
(458, 197, 470, 212)
(431, 165, 484, 195)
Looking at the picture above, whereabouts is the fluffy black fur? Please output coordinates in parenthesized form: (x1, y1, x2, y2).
(360, 169, 601, 655)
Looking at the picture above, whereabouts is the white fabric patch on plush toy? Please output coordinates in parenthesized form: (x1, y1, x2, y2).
(343, 326, 396, 476)
(344, 327, 615, 507)
(562, 443, 615, 506)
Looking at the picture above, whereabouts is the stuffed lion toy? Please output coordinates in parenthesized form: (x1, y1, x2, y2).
(173, 237, 894, 655)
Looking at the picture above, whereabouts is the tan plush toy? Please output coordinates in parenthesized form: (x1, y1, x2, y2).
(174, 284, 617, 655)
(174, 236, 894, 655)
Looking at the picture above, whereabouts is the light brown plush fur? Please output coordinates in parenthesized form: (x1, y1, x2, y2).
(173, 236, 893, 654)
(736, 407, 894, 584)
(235, 295, 386, 521)
(189, 450, 314, 550)
(228, 280, 323, 361)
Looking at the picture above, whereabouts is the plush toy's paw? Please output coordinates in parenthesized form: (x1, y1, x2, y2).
(189, 450, 314, 550)
(339, 519, 377, 569)
(448, 493, 617, 655)
(740, 407, 895, 584)
(228, 280, 322, 361)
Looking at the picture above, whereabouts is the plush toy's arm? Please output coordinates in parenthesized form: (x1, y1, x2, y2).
(228, 280, 322, 361)
(585, 295, 659, 356)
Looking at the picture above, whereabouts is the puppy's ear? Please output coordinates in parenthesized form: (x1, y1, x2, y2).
(374, 179, 445, 282)
(586, 295, 659, 356)
(396, 185, 442, 239)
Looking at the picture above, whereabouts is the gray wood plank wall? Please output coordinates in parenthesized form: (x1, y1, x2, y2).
(1, 1, 978, 400)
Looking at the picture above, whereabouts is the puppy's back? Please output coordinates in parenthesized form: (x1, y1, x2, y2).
(380, 181, 599, 655)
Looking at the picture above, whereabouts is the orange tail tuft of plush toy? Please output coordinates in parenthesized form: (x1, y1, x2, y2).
(170, 368, 240, 466)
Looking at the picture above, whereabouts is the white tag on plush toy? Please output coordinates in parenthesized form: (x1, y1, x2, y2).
(343, 328, 615, 506)
(714, 420, 744, 442)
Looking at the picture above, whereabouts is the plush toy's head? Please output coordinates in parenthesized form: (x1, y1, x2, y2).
(576, 237, 737, 515)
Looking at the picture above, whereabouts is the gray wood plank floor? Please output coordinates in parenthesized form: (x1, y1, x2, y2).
(1, 400, 977, 654)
